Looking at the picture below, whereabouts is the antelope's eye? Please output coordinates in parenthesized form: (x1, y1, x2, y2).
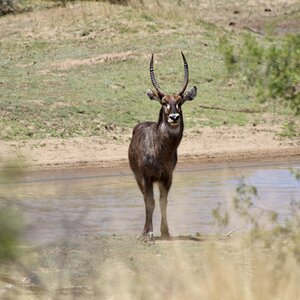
(163, 103, 170, 110)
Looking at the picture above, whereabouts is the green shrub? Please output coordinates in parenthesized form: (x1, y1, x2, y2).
(219, 34, 300, 114)
(212, 172, 300, 265)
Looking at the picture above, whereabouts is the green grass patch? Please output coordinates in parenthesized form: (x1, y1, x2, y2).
(0, 1, 299, 140)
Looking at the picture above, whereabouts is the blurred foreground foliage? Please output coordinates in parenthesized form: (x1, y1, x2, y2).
(213, 168, 300, 265)
(0, 202, 22, 263)
(219, 34, 300, 115)
(0, 162, 24, 265)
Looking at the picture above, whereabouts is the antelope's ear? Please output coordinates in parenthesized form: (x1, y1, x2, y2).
(182, 86, 197, 103)
(146, 89, 161, 102)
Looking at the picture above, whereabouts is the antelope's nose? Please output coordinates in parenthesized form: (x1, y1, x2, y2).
(169, 113, 180, 121)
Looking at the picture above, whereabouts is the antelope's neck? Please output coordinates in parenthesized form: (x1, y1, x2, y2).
(157, 120, 183, 153)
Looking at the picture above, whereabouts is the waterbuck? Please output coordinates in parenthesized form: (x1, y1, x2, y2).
(128, 52, 197, 238)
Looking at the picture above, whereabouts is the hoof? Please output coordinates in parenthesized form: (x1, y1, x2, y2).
(146, 231, 154, 237)
(139, 231, 155, 243)
(159, 234, 172, 241)
(160, 229, 171, 240)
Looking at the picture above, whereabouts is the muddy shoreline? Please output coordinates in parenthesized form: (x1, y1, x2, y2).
(1, 125, 299, 173)
(21, 147, 300, 178)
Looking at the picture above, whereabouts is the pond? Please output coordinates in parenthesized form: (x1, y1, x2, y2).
(4, 161, 300, 243)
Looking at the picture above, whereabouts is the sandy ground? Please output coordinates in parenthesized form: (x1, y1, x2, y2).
(1, 124, 299, 172)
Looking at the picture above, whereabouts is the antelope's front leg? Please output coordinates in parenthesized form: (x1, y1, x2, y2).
(143, 180, 155, 237)
(159, 181, 171, 238)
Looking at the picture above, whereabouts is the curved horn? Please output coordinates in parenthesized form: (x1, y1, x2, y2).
(150, 54, 165, 98)
(178, 51, 189, 96)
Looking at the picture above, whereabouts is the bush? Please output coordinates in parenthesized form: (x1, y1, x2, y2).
(0, 0, 136, 14)
(219, 34, 300, 114)
(0, 0, 19, 15)
(53, 0, 131, 5)
(212, 170, 300, 265)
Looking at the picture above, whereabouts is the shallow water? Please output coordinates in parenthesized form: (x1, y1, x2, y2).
(4, 161, 300, 243)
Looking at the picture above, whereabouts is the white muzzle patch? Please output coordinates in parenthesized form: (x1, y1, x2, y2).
(168, 113, 180, 126)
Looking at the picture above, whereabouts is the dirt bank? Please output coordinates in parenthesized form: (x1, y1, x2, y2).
(0, 124, 299, 172)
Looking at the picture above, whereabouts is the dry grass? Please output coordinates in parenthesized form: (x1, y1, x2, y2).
(2, 234, 300, 299)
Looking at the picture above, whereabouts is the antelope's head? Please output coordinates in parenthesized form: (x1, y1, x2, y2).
(146, 52, 197, 128)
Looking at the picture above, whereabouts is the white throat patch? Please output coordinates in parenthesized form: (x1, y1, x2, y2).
(160, 121, 181, 134)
